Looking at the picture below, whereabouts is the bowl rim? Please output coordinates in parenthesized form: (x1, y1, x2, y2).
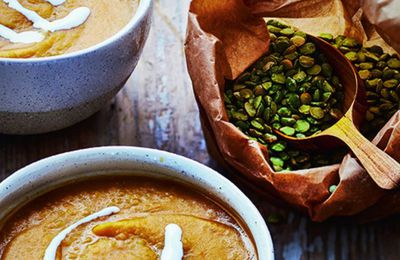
(0, 146, 274, 259)
(0, 0, 152, 63)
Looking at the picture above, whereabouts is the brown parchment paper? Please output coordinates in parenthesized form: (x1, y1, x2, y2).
(185, 0, 400, 221)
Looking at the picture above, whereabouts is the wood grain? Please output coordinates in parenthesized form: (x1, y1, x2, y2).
(326, 116, 400, 190)
(1, 0, 400, 259)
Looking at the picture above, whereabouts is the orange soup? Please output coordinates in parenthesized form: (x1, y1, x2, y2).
(0, 177, 256, 259)
(0, 0, 139, 58)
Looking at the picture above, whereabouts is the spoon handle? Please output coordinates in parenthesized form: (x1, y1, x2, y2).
(326, 116, 400, 190)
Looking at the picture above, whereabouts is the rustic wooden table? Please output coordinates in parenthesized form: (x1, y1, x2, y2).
(1, 1, 399, 259)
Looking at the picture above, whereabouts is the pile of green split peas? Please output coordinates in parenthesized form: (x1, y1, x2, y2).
(224, 20, 400, 189)
(320, 33, 400, 137)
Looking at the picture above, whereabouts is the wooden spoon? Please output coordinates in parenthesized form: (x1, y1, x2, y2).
(275, 35, 400, 190)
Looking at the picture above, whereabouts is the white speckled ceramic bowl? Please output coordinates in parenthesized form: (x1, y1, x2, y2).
(0, 146, 274, 259)
(0, 0, 153, 135)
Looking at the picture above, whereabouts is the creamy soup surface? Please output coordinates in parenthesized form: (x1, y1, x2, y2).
(0, 0, 139, 58)
(0, 177, 257, 259)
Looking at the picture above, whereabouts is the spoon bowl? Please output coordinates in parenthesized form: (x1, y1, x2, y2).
(275, 35, 400, 190)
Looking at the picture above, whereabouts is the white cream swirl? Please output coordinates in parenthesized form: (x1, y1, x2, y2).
(161, 224, 184, 260)
(45, 0, 65, 6)
(0, 0, 91, 44)
(44, 208, 185, 260)
(43, 206, 120, 260)
(0, 24, 44, 43)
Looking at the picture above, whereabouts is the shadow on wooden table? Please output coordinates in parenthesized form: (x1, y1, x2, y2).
(1, 101, 400, 260)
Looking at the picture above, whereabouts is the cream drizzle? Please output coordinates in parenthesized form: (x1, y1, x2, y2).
(3, 0, 91, 32)
(44, 208, 184, 260)
(0, 0, 90, 44)
(161, 224, 184, 260)
(45, 0, 65, 6)
(43, 206, 120, 260)
(0, 24, 44, 43)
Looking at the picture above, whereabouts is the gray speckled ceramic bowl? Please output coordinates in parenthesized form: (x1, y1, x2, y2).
(0, 146, 274, 259)
(0, 0, 153, 135)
